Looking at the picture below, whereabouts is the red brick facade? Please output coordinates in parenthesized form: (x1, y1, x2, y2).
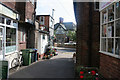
(25, 2, 34, 20)
(2, 2, 16, 10)
(100, 53, 120, 79)
(74, 2, 120, 79)
(15, 2, 36, 50)
(74, 2, 100, 67)
(36, 15, 50, 32)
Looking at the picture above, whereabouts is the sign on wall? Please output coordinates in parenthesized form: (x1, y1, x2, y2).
(0, 4, 17, 20)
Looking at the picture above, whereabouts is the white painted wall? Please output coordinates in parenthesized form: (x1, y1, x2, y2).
(38, 33, 48, 54)
(5, 52, 18, 69)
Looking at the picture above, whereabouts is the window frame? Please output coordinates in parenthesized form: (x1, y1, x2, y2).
(20, 28, 26, 42)
(0, 16, 18, 55)
(100, 2, 120, 59)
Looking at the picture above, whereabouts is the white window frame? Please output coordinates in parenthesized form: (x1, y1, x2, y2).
(0, 16, 18, 55)
(100, 2, 120, 59)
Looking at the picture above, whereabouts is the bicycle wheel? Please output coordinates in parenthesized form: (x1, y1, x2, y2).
(11, 58, 19, 71)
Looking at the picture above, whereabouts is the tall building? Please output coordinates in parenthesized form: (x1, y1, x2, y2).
(99, 1, 120, 79)
(0, 0, 37, 68)
(74, 2, 100, 67)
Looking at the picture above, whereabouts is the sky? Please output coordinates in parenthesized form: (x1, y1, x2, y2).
(36, 0, 76, 24)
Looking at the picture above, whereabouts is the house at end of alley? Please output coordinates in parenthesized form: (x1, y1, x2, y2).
(54, 17, 76, 47)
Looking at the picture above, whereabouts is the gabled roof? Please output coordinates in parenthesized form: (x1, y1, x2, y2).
(54, 23, 67, 31)
(62, 22, 76, 31)
(54, 22, 76, 31)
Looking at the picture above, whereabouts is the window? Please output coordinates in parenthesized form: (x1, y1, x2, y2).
(0, 17, 4, 24)
(6, 27, 16, 53)
(6, 18, 12, 25)
(20, 29, 26, 42)
(100, 2, 120, 57)
(40, 16, 45, 25)
(94, 2, 99, 11)
(43, 34, 45, 39)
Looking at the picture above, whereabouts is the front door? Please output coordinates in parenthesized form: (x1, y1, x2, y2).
(0, 26, 4, 60)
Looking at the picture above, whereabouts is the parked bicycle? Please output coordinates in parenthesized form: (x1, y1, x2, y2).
(11, 51, 23, 71)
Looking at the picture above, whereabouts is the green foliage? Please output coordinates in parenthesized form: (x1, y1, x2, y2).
(67, 30, 76, 41)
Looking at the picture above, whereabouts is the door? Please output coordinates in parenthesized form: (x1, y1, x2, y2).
(0, 26, 4, 60)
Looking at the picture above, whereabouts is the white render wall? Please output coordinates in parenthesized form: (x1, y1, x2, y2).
(38, 33, 48, 54)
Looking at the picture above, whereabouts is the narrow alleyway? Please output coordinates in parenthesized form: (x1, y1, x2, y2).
(9, 47, 76, 78)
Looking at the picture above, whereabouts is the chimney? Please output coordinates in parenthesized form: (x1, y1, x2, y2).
(59, 17, 64, 23)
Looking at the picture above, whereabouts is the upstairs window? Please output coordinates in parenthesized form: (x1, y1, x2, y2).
(94, 2, 99, 11)
(40, 16, 45, 25)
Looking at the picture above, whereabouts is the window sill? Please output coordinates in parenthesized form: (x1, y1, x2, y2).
(5, 50, 18, 56)
(99, 51, 120, 59)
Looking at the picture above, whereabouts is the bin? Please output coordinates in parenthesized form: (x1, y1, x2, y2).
(0, 60, 8, 79)
(33, 49, 37, 62)
(31, 52, 35, 63)
(21, 49, 34, 66)
(37, 53, 39, 61)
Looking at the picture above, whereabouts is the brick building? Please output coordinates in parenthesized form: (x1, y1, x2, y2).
(0, 0, 37, 68)
(0, 2, 19, 68)
(15, 1, 37, 50)
(73, 2, 100, 67)
(99, 1, 120, 79)
(74, 1, 120, 79)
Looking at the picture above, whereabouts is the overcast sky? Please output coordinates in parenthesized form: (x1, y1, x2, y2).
(36, 0, 76, 24)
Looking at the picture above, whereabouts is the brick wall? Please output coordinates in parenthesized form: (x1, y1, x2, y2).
(2, 2, 16, 10)
(36, 15, 50, 32)
(74, 2, 100, 67)
(18, 23, 27, 51)
(15, 2, 26, 21)
(25, 2, 34, 20)
(100, 53, 120, 79)
(45, 16, 49, 32)
(15, 2, 34, 21)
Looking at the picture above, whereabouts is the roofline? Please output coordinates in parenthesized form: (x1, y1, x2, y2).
(36, 15, 54, 20)
(0, 2, 19, 14)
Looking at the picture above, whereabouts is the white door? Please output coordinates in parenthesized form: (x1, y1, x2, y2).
(0, 26, 4, 60)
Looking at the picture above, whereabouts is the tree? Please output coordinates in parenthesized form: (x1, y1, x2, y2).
(66, 30, 76, 42)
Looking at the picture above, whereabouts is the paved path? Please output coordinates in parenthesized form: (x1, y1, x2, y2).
(9, 47, 75, 78)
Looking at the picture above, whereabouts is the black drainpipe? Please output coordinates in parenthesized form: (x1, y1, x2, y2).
(88, 2, 93, 67)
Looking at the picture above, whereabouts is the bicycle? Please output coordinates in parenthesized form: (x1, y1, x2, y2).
(11, 51, 23, 71)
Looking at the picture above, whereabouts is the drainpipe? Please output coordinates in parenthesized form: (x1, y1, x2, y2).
(88, 2, 93, 67)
